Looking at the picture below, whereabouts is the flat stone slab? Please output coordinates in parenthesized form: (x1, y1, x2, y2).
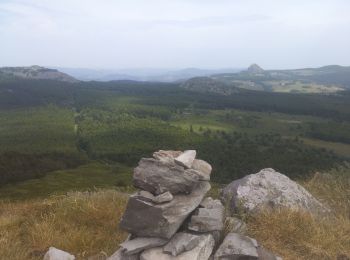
(120, 237, 168, 255)
(141, 234, 214, 260)
(135, 190, 173, 204)
(133, 158, 203, 195)
(153, 150, 183, 164)
(120, 181, 211, 239)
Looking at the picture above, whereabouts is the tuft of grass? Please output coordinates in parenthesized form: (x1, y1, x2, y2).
(246, 166, 350, 260)
(0, 190, 128, 260)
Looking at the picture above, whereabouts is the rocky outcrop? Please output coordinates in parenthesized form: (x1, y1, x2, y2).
(0, 66, 78, 83)
(221, 168, 328, 215)
(43, 247, 75, 260)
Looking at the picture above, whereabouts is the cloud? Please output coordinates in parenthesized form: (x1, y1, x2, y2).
(0, 0, 349, 69)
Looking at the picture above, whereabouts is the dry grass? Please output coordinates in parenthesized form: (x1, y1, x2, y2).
(0, 190, 128, 260)
(246, 166, 350, 260)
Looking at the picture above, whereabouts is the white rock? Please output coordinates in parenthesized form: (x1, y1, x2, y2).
(141, 234, 214, 260)
(43, 247, 75, 260)
(222, 168, 329, 215)
(153, 150, 183, 164)
(174, 150, 196, 168)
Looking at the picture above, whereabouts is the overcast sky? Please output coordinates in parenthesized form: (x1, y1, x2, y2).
(0, 0, 349, 69)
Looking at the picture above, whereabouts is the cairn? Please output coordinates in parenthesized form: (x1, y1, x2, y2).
(111, 150, 224, 259)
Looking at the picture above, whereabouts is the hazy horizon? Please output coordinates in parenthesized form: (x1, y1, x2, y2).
(1, 0, 350, 70)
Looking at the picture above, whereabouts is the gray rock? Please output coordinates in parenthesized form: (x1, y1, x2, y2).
(153, 150, 183, 164)
(224, 217, 247, 234)
(221, 168, 329, 215)
(120, 237, 168, 255)
(120, 181, 211, 239)
(214, 233, 259, 260)
(188, 197, 224, 232)
(107, 249, 138, 260)
(214, 233, 282, 260)
(133, 158, 203, 195)
(43, 247, 75, 260)
(135, 190, 173, 204)
(141, 234, 215, 260)
(163, 232, 202, 256)
(192, 159, 212, 176)
(174, 150, 196, 168)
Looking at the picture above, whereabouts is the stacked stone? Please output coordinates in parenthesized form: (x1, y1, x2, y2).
(110, 150, 224, 260)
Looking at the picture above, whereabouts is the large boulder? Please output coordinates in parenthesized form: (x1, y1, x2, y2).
(140, 234, 215, 260)
(221, 168, 328, 215)
(214, 233, 281, 260)
(133, 158, 205, 195)
(120, 181, 211, 239)
(43, 247, 75, 260)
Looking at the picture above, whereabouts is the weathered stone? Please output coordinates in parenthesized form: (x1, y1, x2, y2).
(107, 249, 138, 260)
(221, 168, 329, 215)
(120, 237, 168, 255)
(141, 234, 215, 260)
(188, 198, 224, 232)
(135, 190, 173, 204)
(224, 217, 247, 234)
(43, 247, 75, 260)
(120, 181, 211, 239)
(174, 150, 196, 168)
(133, 158, 202, 195)
(192, 159, 212, 176)
(214, 233, 259, 260)
(200, 197, 223, 209)
(186, 169, 210, 181)
(153, 150, 183, 164)
(163, 232, 202, 256)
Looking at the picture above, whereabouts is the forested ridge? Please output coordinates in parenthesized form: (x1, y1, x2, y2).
(0, 78, 349, 187)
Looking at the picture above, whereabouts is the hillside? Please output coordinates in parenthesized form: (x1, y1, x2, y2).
(211, 64, 349, 93)
(0, 66, 78, 83)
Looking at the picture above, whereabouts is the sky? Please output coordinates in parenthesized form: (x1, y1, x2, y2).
(0, 0, 349, 70)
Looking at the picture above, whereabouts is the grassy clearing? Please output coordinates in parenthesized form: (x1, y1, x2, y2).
(0, 162, 133, 200)
(302, 138, 350, 158)
(246, 166, 350, 260)
(0, 190, 128, 260)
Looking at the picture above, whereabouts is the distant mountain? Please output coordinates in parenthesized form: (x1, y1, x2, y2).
(0, 66, 78, 83)
(180, 77, 241, 95)
(247, 64, 265, 74)
(53, 67, 242, 82)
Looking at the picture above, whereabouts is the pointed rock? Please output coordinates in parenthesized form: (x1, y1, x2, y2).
(174, 150, 196, 168)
